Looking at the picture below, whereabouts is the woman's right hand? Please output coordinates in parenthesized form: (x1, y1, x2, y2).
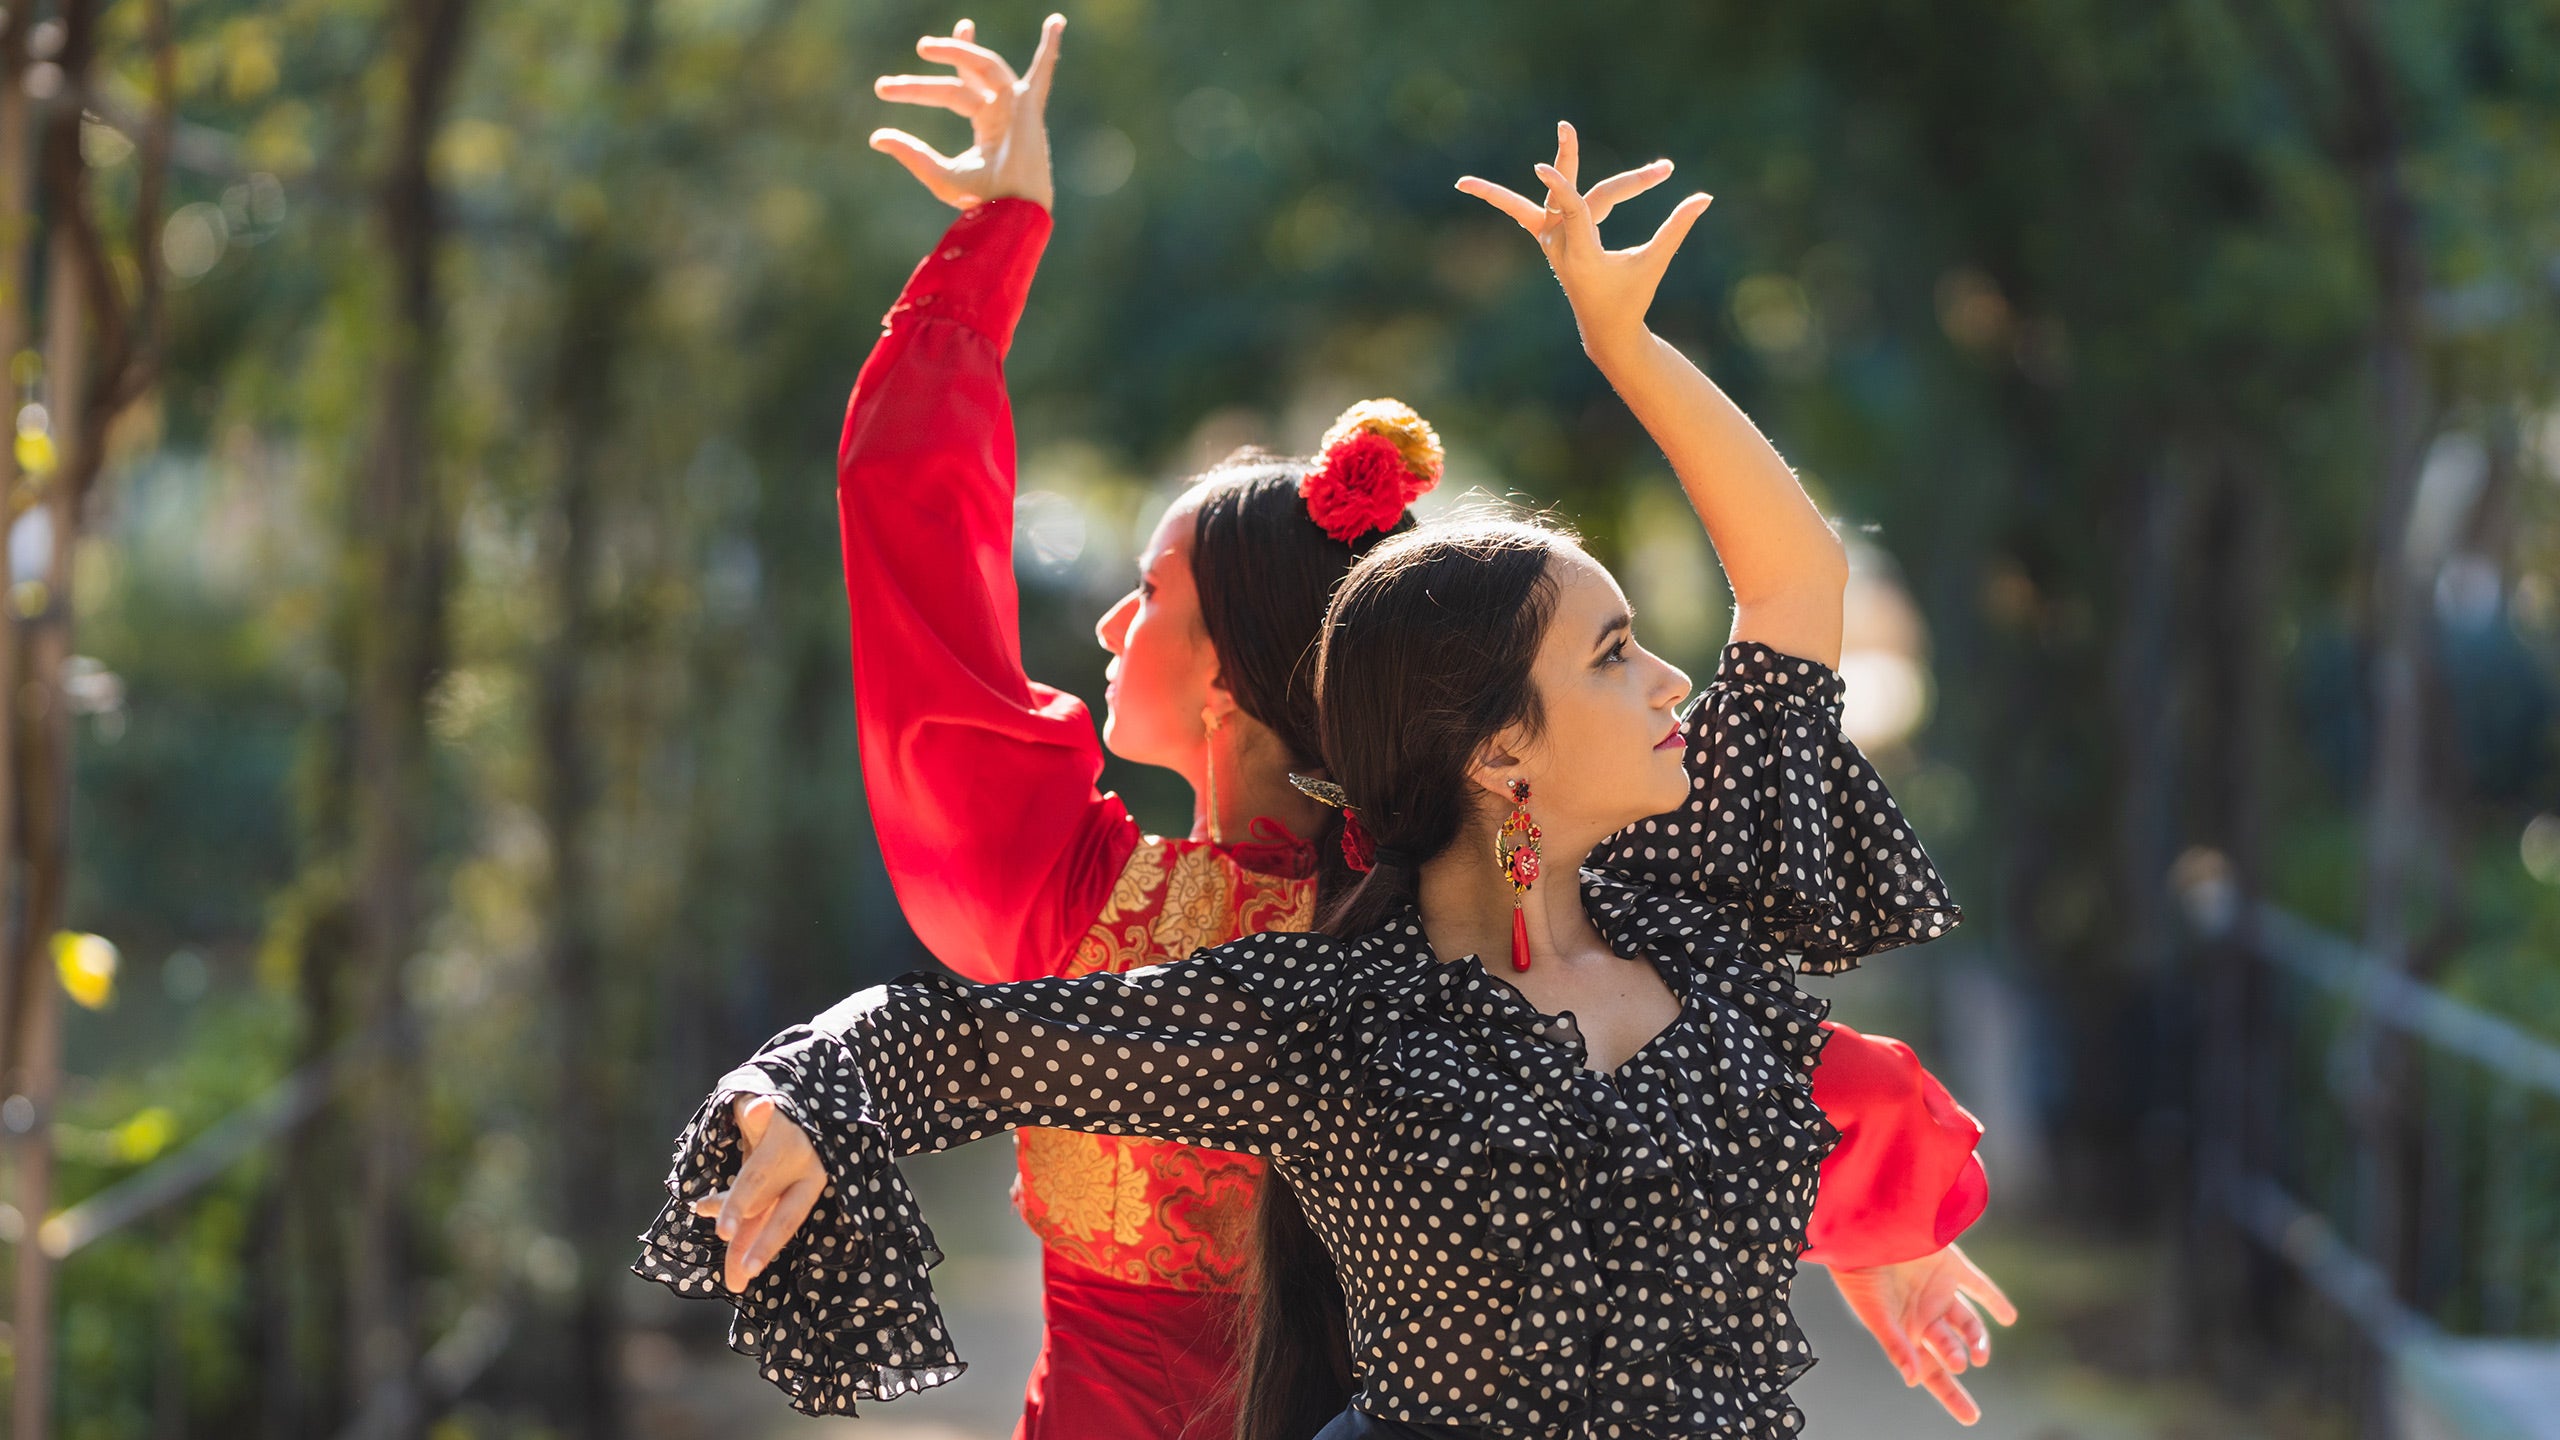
(688, 1094, 828, 1293)
(1828, 1243, 2018, 1425)
(871, 14, 1064, 212)
(1456, 122, 1711, 360)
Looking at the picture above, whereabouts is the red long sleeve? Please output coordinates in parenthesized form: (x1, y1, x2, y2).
(1802, 1022, 1989, 1269)
(837, 200, 1140, 984)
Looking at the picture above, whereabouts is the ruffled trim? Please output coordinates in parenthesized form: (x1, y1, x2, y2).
(630, 1030, 962, 1417)
(1597, 640, 1961, 975)
(1338, 891, 1842, 1437)
(1579, 877, 1838, 1436)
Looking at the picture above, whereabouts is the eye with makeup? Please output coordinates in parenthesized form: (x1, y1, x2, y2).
(1595, 611, 1635, 669)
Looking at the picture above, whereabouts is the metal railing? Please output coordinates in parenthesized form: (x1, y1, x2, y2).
(10, 1026, 514, 1435)
(2184, 873, 2560, 1419)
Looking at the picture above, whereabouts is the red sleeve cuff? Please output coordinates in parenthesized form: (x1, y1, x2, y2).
(1803, 1023, 1989, 1270)
(880, 198, 1052, 354)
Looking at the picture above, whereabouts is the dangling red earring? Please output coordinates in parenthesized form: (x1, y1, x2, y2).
(1494, 779, 1541, 972)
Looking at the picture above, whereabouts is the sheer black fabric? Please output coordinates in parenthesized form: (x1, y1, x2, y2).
(636, 643, 1961, 1437)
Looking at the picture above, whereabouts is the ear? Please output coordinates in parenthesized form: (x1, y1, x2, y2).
(1466, 726, 1530, 803)
(1203, 671, 1242, 728)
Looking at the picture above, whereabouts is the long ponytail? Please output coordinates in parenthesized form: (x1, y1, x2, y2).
(1227, 515, 1570, 1440)
(1186, 452, 1398, 1440)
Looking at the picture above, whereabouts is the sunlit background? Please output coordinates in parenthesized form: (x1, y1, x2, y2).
(16, 0, 2560, 1436)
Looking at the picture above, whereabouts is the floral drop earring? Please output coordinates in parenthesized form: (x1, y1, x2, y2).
(1202, 707, 1226, 846)
(1494, 779, 1541, 971)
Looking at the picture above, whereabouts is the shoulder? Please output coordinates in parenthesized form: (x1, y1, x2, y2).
(1079, 833, 1315, 964)
(1145, 926, 1354, 1020)
(1165, 908, 1450, 1016)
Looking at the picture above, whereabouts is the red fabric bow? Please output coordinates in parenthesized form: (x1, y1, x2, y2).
(1340, 807, 1377, 873)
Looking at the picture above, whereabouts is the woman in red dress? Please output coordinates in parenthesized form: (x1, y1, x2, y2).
(824, 16, 2009, 1435)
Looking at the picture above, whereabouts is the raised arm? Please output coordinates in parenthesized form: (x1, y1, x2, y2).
(1469, 149, 2006, 1414)
(843, 16, 1141, 984)
(1459, 122, 1847, 667)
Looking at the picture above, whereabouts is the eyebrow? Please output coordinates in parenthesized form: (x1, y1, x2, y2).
(1592, 610, 1632, 652)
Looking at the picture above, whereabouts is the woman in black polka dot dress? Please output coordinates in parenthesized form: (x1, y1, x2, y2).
(639, 129, 1988, 1438)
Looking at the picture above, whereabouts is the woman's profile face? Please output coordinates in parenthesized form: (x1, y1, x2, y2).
(1094, 491, 1223, 769)
(1497, 546, 1693, 847)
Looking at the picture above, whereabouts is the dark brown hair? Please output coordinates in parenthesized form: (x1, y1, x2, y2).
(1190, 448, 1415, 909)
(1229, 513, 1572, 1440)
(1185, 451, 1409, 1440)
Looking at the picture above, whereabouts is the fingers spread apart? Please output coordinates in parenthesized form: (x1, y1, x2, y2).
(917, 33, 1019, 93)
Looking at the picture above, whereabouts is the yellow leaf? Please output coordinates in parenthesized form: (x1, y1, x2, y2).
(112, 1106, 175, 1164)
(15, 428, 55, 478)
(54, 931, 116, 1009)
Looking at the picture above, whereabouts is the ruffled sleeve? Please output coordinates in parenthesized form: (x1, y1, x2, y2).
(1591, 639, 1961, 973)
(1802, 1022, 1989, 1269)
(632, 936, 1354, 1415)
(631, 1043, 962, 1415)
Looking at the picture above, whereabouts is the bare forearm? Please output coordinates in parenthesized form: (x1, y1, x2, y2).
(1586, 325, 1846, 668)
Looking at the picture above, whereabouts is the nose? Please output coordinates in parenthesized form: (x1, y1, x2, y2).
(1096, 591, 1135, 653)
(1657, 658, 1691, 712)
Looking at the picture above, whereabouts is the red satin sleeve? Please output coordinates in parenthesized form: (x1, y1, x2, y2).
(837, 199, 1140, 984)
(1803, 1022, 1989, 1270)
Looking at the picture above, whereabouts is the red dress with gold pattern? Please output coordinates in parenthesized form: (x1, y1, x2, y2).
(835, 198, 1986, 1438)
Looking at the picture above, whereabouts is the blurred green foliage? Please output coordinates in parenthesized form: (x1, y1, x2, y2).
(37, 0, 2560, 1432)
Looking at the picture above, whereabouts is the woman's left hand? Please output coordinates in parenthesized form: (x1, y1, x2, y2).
(1457, 122, 1712, 357)
(1828, 1243, 2019, 1425)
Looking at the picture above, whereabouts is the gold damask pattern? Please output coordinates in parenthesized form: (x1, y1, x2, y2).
(1016, 1126, 1151, 1246)
(1017, 833, 1314, 1292)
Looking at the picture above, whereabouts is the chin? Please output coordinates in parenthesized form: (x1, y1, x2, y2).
(1645, 757, 1691, 814)
(1101, 719, 1177, 770)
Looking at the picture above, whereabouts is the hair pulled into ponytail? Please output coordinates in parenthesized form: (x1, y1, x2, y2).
(1229, 512, 1576, 1440)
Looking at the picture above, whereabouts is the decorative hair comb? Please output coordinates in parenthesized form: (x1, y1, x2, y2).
(1297, 398, 1444, 544)
(1286, 771, 1378, 873)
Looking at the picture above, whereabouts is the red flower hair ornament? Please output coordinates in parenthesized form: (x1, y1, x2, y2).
(1298, 398, 1444, 543)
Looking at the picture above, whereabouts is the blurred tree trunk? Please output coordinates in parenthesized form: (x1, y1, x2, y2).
(2187, 450, 2282, 1368)
(4, 0, 171, 1431)
(536, 7, 652, 1430)
(342, 0, 472, 1432)
(2315, 1, 2440, 1391)
(538, 233, 638, 1440)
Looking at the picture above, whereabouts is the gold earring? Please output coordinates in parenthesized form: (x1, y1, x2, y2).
(1202, 707, 1225, 846)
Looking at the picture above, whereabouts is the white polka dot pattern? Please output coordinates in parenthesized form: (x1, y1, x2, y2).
(1591, 641, 1962, 974)
(633, 643, 1962, 1437)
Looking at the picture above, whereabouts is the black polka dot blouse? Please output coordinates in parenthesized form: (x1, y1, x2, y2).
(636, 642, 1961, 1438)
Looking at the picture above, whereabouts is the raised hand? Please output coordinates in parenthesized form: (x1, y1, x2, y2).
(688, 1094, 829, 1294)
(871, 14, 1064, 211)
(1828, 1244, 2020, 1426)
(1457, 121, 1712, 355)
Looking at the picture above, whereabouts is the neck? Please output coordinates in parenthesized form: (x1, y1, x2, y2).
(1189, 712, 1326, 849)
(1414, 817, 1607, 976)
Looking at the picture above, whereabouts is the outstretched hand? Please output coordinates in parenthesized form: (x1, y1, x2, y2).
(1457, 122, 1712, 355)
(688, 1094, 828, 1294)
(872, 14, 1064, 211)
(1829, 1244, 2020, 1426)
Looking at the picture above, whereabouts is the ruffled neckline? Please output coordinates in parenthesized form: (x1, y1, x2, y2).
(1316, 879, 1834, 1437)
(1346, 890, 1698, 1082)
